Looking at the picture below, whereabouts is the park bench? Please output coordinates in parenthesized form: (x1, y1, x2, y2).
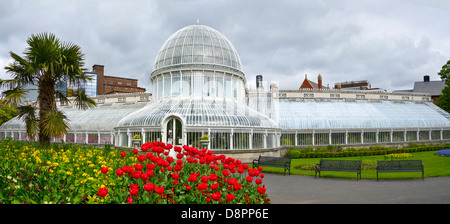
(376, 160, 424, 181)
(315, 159, 362, 180)
(252, 156, 291, 176)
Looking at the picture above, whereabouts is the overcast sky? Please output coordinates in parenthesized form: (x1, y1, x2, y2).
(1, 0, 449, 93)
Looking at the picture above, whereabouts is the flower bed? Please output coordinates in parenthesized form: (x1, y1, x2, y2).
(0, 140, 270, 204)
(436, 149, 450, 157)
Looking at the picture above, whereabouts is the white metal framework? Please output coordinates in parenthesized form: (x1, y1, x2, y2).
(1, 23, 450, 150)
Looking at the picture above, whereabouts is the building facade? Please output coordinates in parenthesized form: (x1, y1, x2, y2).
(93, 64, 146, 95)
(1, 24, 450, 150)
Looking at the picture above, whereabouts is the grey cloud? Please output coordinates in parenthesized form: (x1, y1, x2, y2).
(1, 0, 449, 93)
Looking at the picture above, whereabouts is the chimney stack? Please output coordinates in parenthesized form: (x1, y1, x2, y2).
(93, 64, 105, 95)
(424, 75, 430, 82)
(318, 74, 322, 89)
(256, 75, 263, 89)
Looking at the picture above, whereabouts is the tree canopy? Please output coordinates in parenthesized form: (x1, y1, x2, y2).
(1, 32, 96, 145)
(436, 60, 450, 113)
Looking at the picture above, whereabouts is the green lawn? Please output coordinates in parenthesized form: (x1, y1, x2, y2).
(260, 151, 450, 180)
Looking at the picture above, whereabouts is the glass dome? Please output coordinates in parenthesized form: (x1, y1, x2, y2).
(153, 24, 243, 73)
(150, 24, 246, 101)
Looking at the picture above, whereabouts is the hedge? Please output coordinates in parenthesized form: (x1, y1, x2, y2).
(288, 144, 450, 159)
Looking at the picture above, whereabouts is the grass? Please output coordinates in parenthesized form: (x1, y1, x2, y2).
(260, 151, 450, 180)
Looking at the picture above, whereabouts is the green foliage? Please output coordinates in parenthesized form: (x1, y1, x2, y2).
(286, 143, 450, 159)
(436, 59, 450, 112)
(0, 106, 18, 126)
(2, 32, 96, 145)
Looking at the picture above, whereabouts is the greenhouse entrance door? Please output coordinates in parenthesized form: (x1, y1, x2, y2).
(166, 117, 183, 146)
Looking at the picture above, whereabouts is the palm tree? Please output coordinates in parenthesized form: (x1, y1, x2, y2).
(1, 32, 96, 145)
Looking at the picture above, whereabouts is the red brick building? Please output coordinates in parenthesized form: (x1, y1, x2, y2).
(299, 74, 329, 90)
(92, 64, 146, 95)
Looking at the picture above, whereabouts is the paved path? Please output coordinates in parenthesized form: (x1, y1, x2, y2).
(262, 173, 450, 204)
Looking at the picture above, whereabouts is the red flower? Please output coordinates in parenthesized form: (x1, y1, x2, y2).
(141, 144, 149, 152)
(185, 185, 191, 191)
(143, 183, 155, 192)
(146, 163, 155, 170)
(131, 171, 141, 179)
(155, 186, 165, 194)
(196, 183, 208, 191)
(201, 175, 209, 183)
(228, 178, 238, 186)
(97, 188, 108, 197)
(137, 155, 146, 162)
(188, 173, 198, 182)
(226, 194, 235, 202)
(126, 196, 133, 204)
(134, 163, 143, 171)
(116, 168, 124, 176)
(140, 173, 149, 182)
(122, 166, 133, 174)
(208, 173, 218, 181)
(246, 176, 253, 183)
(172, 173, 180, 180)
(132, 148, 139, 154)
(174, 164, 183, 171)
(100, 167, 108, 174)
(146, 170, 154, 177)
(255, 179, 262, 185)
(222, 170, 230, 177)
(129, 187, 139, 196)
(257, 186, 266, 194)
(120, 152, 127, 158)
(211, 192, 222, 201)
(210, 183, 219, 190)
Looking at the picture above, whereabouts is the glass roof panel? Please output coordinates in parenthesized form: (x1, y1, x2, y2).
(277, 99, 450, 130)
(117, 98, 278, 129)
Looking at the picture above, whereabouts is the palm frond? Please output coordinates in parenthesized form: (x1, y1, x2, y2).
(17, 105, 39, 139)
(1, 87, 28, 107)
(55, 90, 70, 105)
(72, 89, 97, 110)
(40, 109, 69, 138)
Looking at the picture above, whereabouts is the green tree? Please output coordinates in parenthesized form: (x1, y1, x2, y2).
(1, 32, 96, 145)
(0, 105, 18, 126)
(436, 60, 450, 112)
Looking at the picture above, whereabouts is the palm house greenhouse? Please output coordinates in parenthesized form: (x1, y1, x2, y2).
(1, 23, 450, 151)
